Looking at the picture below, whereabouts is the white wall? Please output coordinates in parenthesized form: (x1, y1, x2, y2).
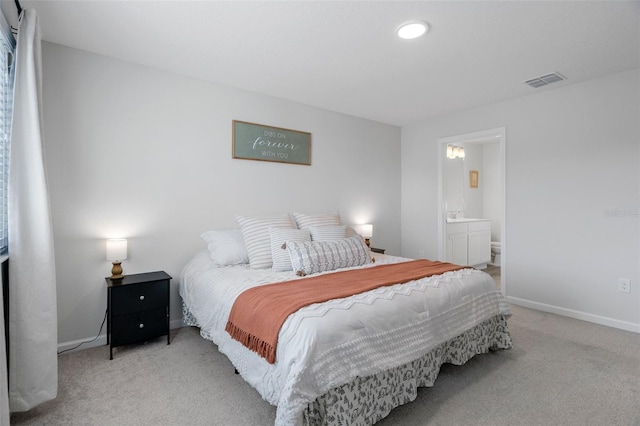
(42, 43, 401, 349)
(482, 143, 502, 242)
(402, 69, 640, 332)
(460, 143, 483, 219)
(444, 157, 464, 213)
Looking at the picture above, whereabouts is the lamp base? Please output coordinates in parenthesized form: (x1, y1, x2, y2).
(110, 261, 124, 280)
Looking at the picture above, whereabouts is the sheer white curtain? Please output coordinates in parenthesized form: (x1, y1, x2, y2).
(0, 5, 15, 423)
(8, 8, 57, 411)
(0, 5, 14, 422)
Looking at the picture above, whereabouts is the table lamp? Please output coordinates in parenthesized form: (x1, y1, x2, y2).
(106, 238, 127, 279)
(360, 224, 373, 247)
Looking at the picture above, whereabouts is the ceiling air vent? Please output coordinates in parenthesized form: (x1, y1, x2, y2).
(524, 72, 566, 88)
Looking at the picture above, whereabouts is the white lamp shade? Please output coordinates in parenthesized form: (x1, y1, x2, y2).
(360, 224, 373, 238)
(106, 239, 128, 261)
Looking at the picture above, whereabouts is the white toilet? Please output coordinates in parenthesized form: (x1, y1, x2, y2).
(491, 241, 501, 266)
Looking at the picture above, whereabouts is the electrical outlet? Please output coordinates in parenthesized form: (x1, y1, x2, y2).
(418, 250, 425, 259)
(618, 278, 631, 293)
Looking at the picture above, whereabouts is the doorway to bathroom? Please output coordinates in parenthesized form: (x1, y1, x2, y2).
(437, 127, 506, 294)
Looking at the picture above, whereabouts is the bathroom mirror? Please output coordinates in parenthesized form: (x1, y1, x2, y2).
(445, 156, 464, 216)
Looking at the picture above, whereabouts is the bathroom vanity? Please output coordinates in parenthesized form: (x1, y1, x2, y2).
(445, 219, 491, 268)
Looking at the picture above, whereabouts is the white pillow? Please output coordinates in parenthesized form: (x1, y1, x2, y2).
(237, 215, 295, 269)
(293, 212, 341, 230)
(269, 228, 311, 272)
(309, 225, 347, 241)
(200, 230, 249, 266)
(346, 226, 358, 237)
(286, 235, 371, 276)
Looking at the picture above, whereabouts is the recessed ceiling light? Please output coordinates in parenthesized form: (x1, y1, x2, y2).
(397, 21, 429, 40)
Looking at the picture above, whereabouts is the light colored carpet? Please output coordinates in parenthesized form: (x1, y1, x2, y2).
(10, 305, 640, 426)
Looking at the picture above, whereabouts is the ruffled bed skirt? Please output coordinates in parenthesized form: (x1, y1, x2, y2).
(302, 315, 512, 426)
(182, 303, 512, 426)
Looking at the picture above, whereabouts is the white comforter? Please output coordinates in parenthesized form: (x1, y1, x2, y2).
(179, 250, 511, 425)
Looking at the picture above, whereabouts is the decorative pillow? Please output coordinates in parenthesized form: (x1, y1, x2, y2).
(308, 225, 347, 241)
(237, 215, 295, 269)
(269, 228, 311, 272)
(200, 229, 249, 266)
(286, 235, 371, 276)
(346, 226, 358, 237)
(293, 212, 341, 230)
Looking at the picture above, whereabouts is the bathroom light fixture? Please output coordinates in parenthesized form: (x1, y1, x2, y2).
(397, 20, 429, 39)
(106, 238, 128, 279)
(446, 145, 465, 159)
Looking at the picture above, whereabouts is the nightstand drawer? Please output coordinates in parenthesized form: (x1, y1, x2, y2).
(111, 280, 168, 315)
(111, 307, 168, 347)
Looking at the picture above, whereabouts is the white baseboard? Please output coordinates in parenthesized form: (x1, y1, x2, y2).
(170, 318, 187, 329)
(506, 296, 640, 333)
(57, 335, 108, 353)
(57, 317, 188, 354)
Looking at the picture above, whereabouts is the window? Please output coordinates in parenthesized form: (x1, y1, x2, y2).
(0, 14, 14, 255)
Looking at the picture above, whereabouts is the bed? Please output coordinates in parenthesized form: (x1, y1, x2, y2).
(179, 218, 512, 425)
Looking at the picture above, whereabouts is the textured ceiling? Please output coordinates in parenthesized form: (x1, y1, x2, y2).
(12, 0, 640, 126)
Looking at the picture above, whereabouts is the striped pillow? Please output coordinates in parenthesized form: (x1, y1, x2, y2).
(309, 225, 347, 241)
(293, 212, 341, 230)
(236, 215, 295, 269)
(269, 228, 311, 272)
(286, 235, 371, 276)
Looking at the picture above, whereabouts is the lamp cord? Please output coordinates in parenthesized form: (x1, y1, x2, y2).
(57, 307, 108, 355)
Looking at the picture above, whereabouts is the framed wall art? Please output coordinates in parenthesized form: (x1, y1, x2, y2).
(469, 170, 479, 188)
(232, 120, 311, 165)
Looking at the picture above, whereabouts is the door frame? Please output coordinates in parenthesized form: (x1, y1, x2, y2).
(437, 127, 506, 295)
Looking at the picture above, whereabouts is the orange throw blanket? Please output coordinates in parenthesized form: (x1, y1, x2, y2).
(225, 259, 468, 364)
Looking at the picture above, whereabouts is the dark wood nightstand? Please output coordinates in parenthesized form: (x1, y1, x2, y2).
(370, 247, 385, 254)
(106, 271, 171, 360)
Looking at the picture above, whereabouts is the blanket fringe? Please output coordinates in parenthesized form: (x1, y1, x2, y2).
(225, 321, 277, 364)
